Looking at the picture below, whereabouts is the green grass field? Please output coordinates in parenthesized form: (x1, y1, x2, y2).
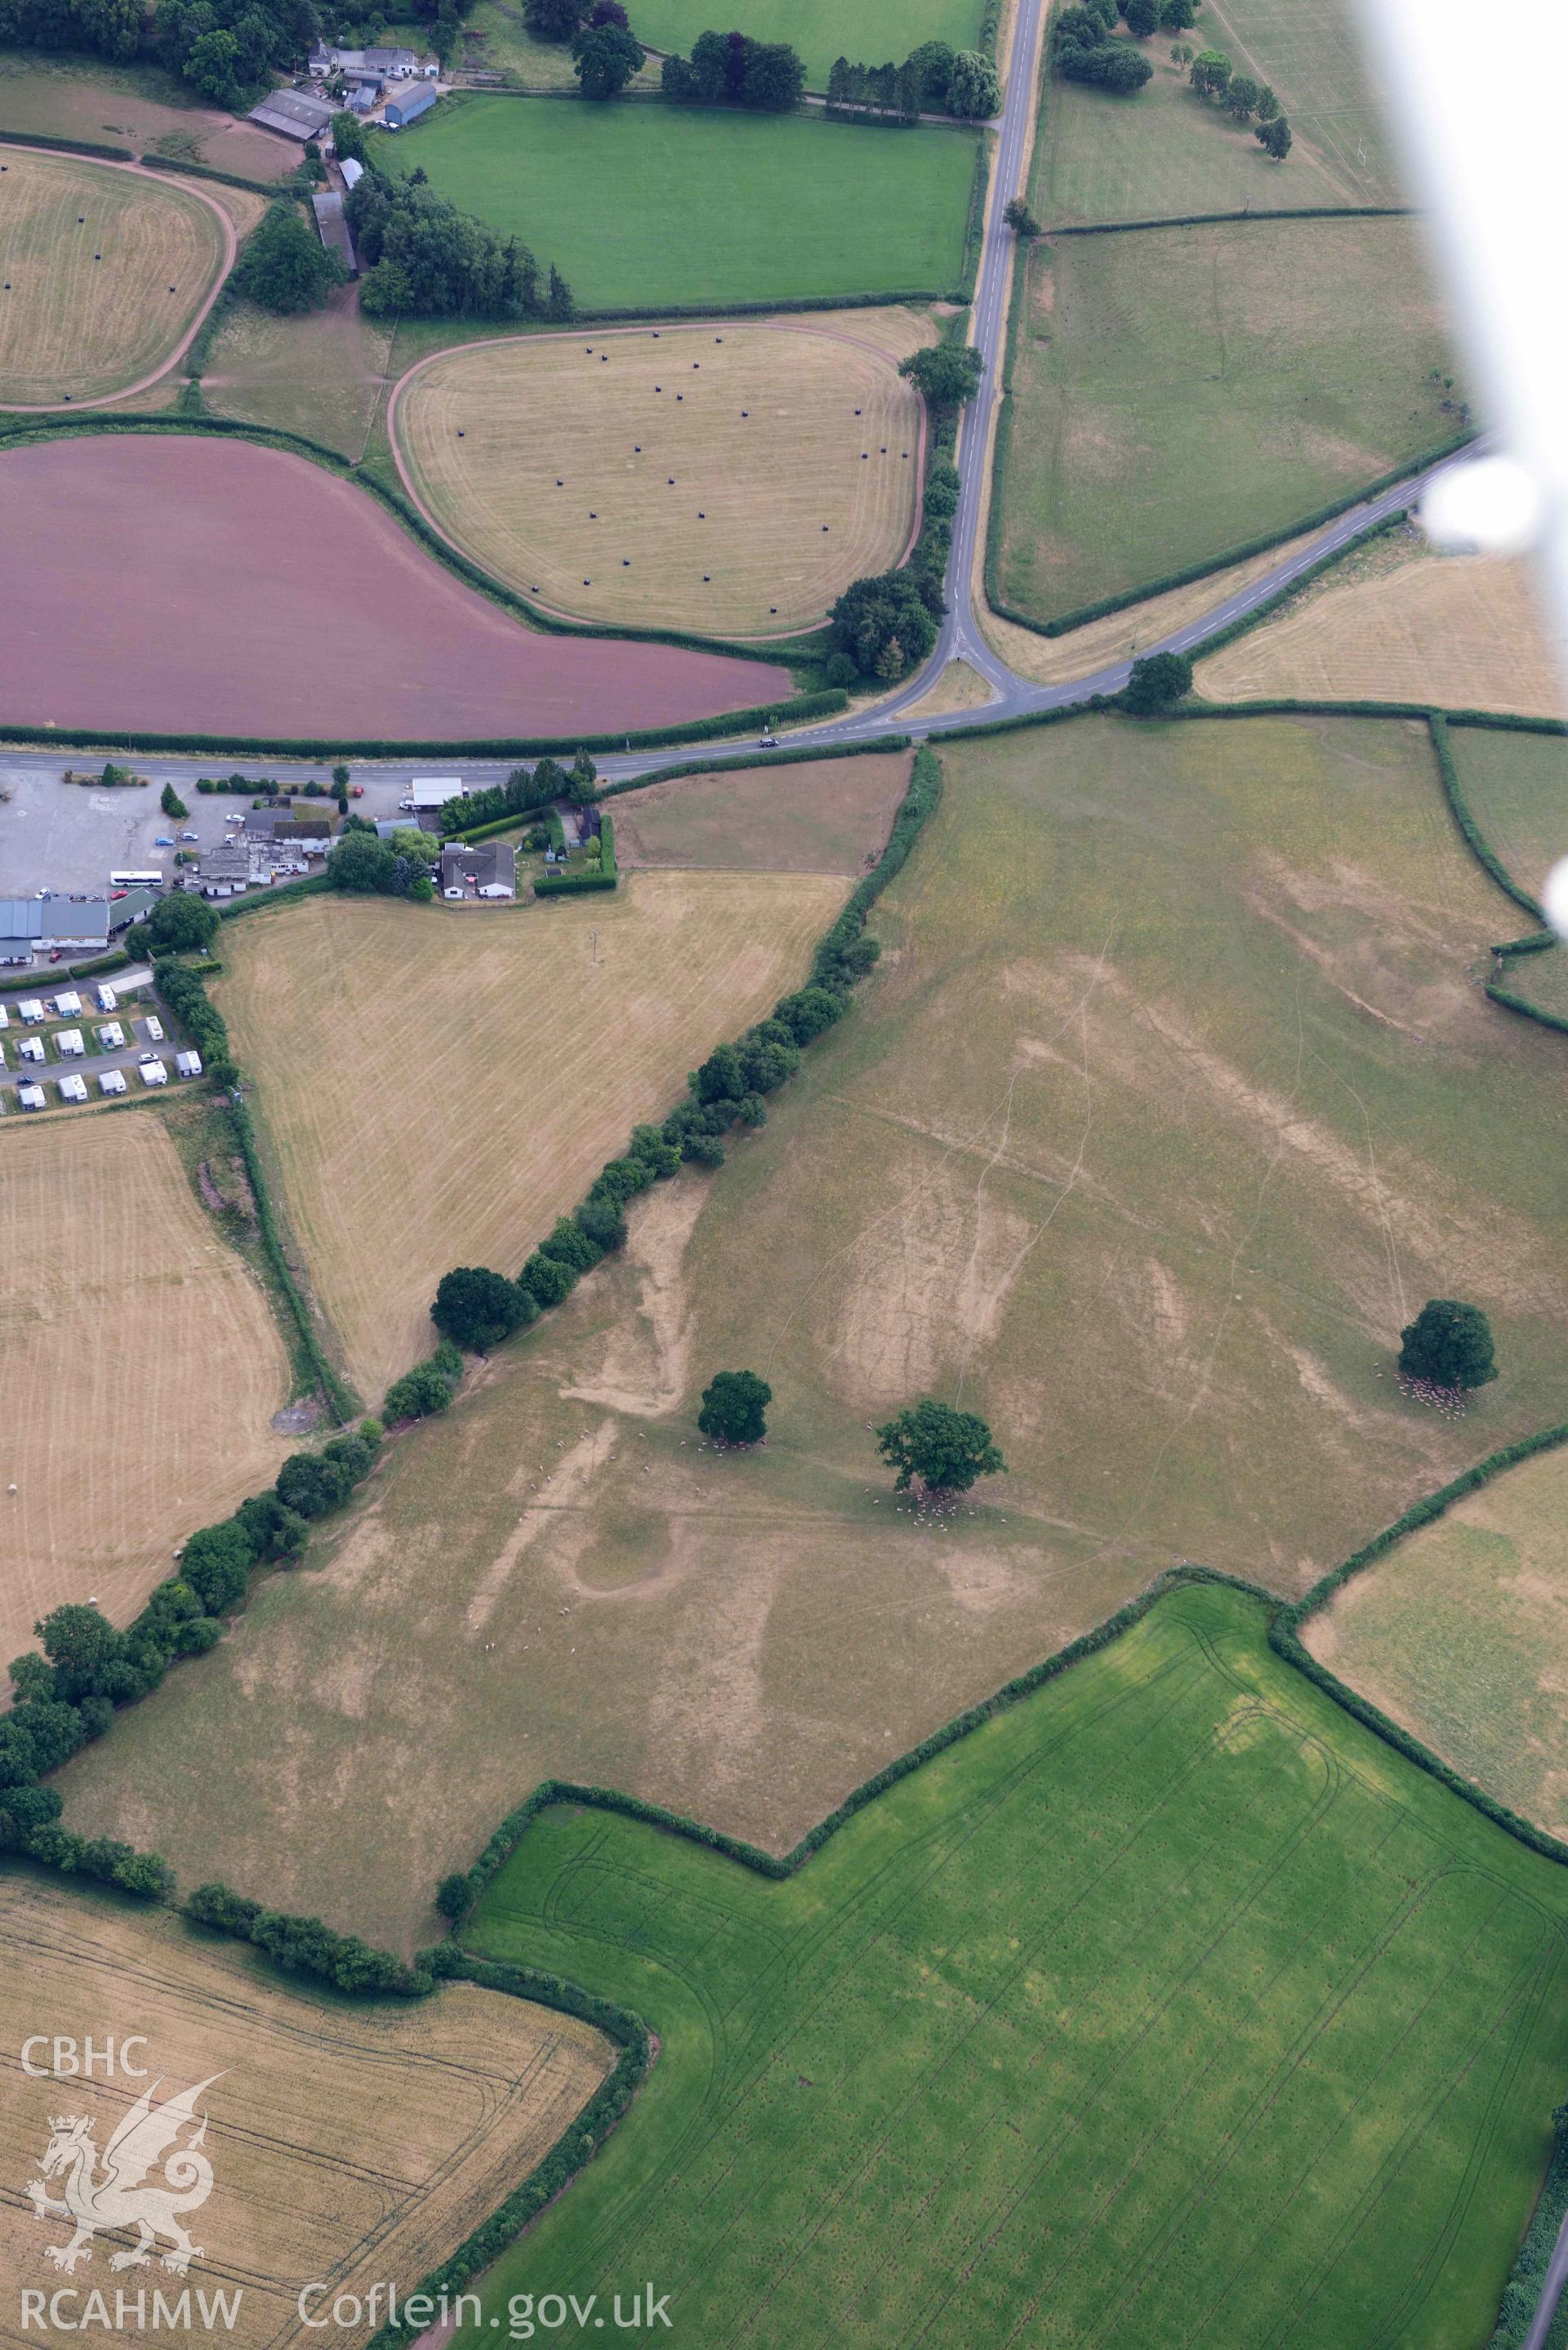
(1036, 0, 1401, 224)
(376, 97, 978, 310)
(627, 0, 986, 87)
(1450, 725, 1568, 901)
(996, 216, 1454, 621)
(56, 714, 1568, 1954)
(461, 1581, 1568, 2350)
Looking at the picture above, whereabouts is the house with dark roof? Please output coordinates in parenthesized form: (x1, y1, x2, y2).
(441, 843, 516, 900)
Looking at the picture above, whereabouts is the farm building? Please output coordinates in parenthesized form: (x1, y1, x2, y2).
(403, 778, 466, 812)
(52, 992, 82, 1019)
(246, 808, 332, 844)
(248, 87, 335, 141)
(341, 157, 365, 190)
(344, 81, 379, 114)
(139, 1060, 167, 1087)
(312, 192, 359, 277)
(56, 1075, 87, 1104)
(440, 842, 516, 900)
(56, 1030, 84, 1058)
(98, 1070, 127, 1097)
(311, 42, 421, 75)
(385, 84, 438, 129)
(175, 1050, 203, 1080)
(98, 1023, 125, 1050)
(0, 899, 109, 962)
(108, 890, 158, 934)
(16, 1084, 44, 1111)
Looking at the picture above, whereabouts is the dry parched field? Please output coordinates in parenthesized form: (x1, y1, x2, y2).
(0, 146, 226, 404)
(0, 1110, 291, 1663)
(394, 314, 929, 638)
(1198, 548, 1565, 719)
(611, 751, 911, 873)
(216, 876, 847, 1403)
(1305, 1443, 1568, 1840)
(0, 1871, 609, 2350)
(58, 715, 1568, 1955)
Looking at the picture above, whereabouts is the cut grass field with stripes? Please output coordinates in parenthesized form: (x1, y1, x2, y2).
(394, 314, 929, 638)
(461, 1581, 1568, 2350)
(0, 145, 226, 404)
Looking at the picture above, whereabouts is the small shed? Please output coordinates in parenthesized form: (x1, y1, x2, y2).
(56, 1029, 84, 1057)
(341, 157, 364, 190)
(175, 1050, 203, 1080)
(16, 1084, 44, 1111)
(385, 83, 437, 129)
(57, 1074, 87, 1104)
(99, 1069, 127, 1097)
(98, 1022, 125, 1050)
(139, 1059, 167, 1087)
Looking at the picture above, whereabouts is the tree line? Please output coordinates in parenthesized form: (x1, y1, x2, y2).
(345, 163, 573, 319)
(826, 40, 1000, 123)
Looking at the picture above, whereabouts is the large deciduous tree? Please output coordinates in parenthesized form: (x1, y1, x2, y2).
(235, 202, 345, 316)
(431, 1266, 532, 1352)
(697, 1371, 773, 1447)
(1397, 1300, 1498, 1392)
(572, 17, 644, 96)
(1122, 651, 1193, 712)
(875, 1401, 1007, 1504)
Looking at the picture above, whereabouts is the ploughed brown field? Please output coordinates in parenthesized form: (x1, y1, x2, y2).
(0, 435, 790, 739)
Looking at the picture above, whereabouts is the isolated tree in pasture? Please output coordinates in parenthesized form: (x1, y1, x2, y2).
(572, 18, 644, 96)
(236, 203, 344, 315)
(1189, 47, 1231, 96)
(1255, 112, 1291, 158)
(899, 340, 984, 408)
(945, 48, 1001, 115)
(697, 1371, 772, 1447)
(875, 1401, 1007, 1503)
(1122, 650, 1193, 712)
(431, 1266, 532, 1353)
(1224, 72, 1259, 118)
(1123, 0, 1158, 34)
(1004, 196, 1041, 236)
(1397, 1300, 1497, 1392)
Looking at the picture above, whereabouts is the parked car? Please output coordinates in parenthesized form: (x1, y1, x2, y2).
(180, 831, 199, 843)
(154, 834, 174, 846)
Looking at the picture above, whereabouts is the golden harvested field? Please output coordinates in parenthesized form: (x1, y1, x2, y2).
(1198, 550, 1565, 717)
(216, 877, 848, 1404)
(611, 751, 909, 873)
(0, 146, 228, 404)
(0, 1871, 609, 2350)
(392, 311, 931, 636)
(0, 1108, 291, 1663)
(1305, 1443, 1568, 1838)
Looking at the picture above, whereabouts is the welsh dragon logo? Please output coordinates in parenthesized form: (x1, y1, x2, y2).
(26, 2075, 224, 2275)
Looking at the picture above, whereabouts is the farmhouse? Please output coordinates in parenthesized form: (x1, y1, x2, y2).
(440, 842, 516, 900)
(312, 192, 359, 278)
(311, 42, 423, 76)
(385, 84, 439, 130)
(248, 88, 336, 142)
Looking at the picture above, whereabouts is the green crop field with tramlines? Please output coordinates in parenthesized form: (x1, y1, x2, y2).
(457, 1581, 1568, 2350)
